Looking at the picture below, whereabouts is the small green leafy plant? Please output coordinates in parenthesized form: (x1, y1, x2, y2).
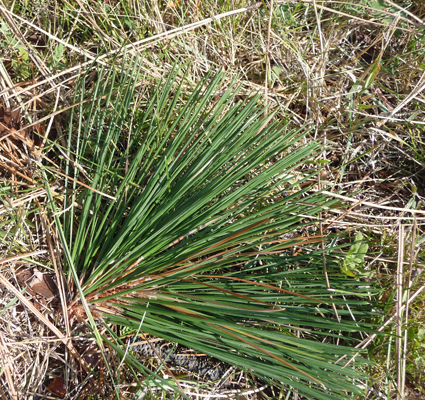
(340, 232, 370, 278)
(0, 20, 31, 80)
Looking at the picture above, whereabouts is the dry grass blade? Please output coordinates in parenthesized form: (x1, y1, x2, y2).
(319, 191, 425, 214)
(377, 71, 425, 127)
(401, 216, 418, 399)
(0, 273, 91, 374)
(0, 60, 29, 120)
(396, 224, 404, 400)
(382, 0, 425, 24)
(0, 332, 19, 400)
(41, 162, 117, 201)
(0, 5, 106, 66)
(0, 251, 47, 264)
(311, 0, 414, 26)
(0, 185, 62, 216)
(339, 280, 425, 368)
(40, 208, 71, 342)
(0, 2, 264, 74)
(0, 7, 69, 108)
(300, 0, 415, 32)
(264, 0, 274, 114)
